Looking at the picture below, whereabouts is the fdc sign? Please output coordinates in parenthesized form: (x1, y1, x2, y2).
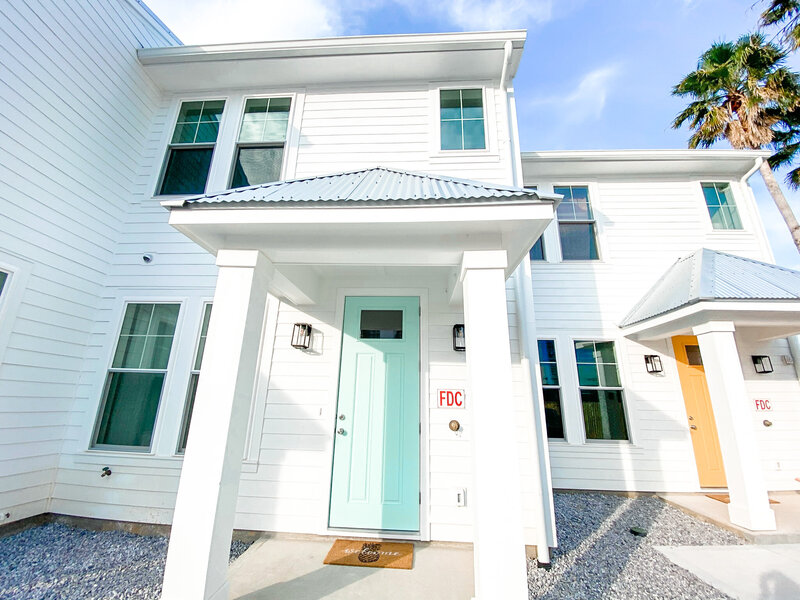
(437, 389, 465, 409)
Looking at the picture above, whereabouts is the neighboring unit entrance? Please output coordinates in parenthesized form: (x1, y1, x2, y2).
(329, 296, 420, 531)
(672, 336, 727, 488)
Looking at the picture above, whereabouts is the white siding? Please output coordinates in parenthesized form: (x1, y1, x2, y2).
(0, 0, 177, 524)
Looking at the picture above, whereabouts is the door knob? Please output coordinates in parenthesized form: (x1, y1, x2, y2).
(338, 414, 346, 420)
(690, 425, 697, 430)
(337, 428, 345, 435)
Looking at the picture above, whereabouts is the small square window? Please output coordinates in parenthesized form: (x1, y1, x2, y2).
(440, 89, 486, 151)
(701, 183, 742, 230)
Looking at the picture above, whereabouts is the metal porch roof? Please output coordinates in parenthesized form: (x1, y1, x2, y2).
(171, 167, 550, 207)
(620, 249, 800, 327)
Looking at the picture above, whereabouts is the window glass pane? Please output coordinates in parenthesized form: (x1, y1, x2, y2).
(0, 270, 7, 297)
(722, 205, 742, 229)
(686, 345, 703, 366)
(577, 363, 600, 386)
(538, 339, 556, 363)
(530, 238, 545, 261)
(194, 304, 213, 371)
(194, 121, 220, 144)
(231, 147, 284, 188)
(462, 119, 486, 150)
(594, 341, 617, 364)
(176, 101, 203, 124)
(538, 340, 559, 385)
(172, 122, 198, 144)
(702, 184, 719, 206)
(94, 372, 165, 447)
(141, 336, 174, 370)
(461, 89, 484, 119)
(240, 98, 291, 143)
(707, 205, 724, 228)
(150, 304, 180, 336)
(543, 388, 564, 439)
(581, 389, 628, 440)
(160, 148, 214, 195)
(440, 90, 462, 120)
(541, 363, 560, 386)
(559, 223, 598, 260)
(268, 97, 291, 113)
(200, 100, 224, 123)
(171, 101, 224, 144)
(599, 364, 621, 388)
(113, 335, 146, 368)
(574, 341, 595, 363)
(441, 120, 462, 150)
(360, 310, 403, 339)
(178, 373, 200, 452)
(121, 303, 154, 336)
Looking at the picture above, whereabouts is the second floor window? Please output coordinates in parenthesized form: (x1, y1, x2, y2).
(555, 185, 599, 261)
(160, 100, 225, 195)
(440, 89, 485, 150)
(701, 182, 742, 230)
(231, 97, 291, 188)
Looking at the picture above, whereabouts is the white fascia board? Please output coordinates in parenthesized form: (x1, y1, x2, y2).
(622, 299, 800, 340)
(521, 149, 771, 180)
(138, 30, 527, 64)
(167, 200, 553, 226)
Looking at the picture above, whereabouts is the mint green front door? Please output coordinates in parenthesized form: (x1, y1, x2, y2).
(329, 296, 420, 531)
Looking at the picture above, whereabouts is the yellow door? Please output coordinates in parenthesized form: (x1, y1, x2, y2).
(672, 336, 727, 488)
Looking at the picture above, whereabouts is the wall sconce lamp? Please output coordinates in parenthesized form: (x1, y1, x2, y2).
(752, 355, 773, 374)
(644, 355, 663, 374)
(291, 323, 312, 350)
(453, 324, 466, 352)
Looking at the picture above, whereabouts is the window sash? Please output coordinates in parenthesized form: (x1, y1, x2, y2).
(178, 303, 212, 453)
(440, 89, 486, 151)
(702, 183, 742, 230)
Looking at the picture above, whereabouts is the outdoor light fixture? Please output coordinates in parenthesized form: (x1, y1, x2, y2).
(644, 355, 663, 374)
(453, 324, 466, 352)
(752, 355, 773, 374)
(291, 323, 312, 350)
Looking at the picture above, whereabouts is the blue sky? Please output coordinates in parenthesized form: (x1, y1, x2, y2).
(146, 0, 800, 268)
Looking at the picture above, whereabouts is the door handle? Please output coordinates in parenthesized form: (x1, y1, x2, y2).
(690, 425, 697, 430)
(337, 428, 345, 435)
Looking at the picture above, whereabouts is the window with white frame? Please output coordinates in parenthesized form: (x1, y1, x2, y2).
(159, 100, 225, 195)
(574, 340, 629, 441)
(440, 89, 486, 150)
(177, 303, 212, 453)
(230, 97, 291, 188)
(92, 303, 180, 450)
(701, 182, 742, 230)
(538, 339, 564, 438)
(554, 185, 599, 260)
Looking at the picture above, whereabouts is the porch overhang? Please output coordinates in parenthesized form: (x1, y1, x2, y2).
(166, 168, 556, 305)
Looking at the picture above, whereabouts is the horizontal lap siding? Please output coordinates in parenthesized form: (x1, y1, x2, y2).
(0, 0, 176, 524)
(529, 178, 781, 492)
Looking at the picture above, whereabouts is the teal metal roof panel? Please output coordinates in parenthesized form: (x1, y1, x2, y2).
(182, 167, 548, 206)
(620, 249, 800, 327)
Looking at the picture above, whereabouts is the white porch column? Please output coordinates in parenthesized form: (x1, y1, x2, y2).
(693, 321, 776, 531)
(461, 250, 528, 600)
(162, 250, 272, 600)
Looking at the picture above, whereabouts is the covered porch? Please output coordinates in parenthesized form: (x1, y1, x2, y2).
(157, 167, 557, 600)
(622, 248, 800, 533)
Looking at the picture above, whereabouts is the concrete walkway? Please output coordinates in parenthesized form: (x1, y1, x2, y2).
(659, 491, 800, 544)
(656, 544, 800, 600)
(227, 535, 474, 599)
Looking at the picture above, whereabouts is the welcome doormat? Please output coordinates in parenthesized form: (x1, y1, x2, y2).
(323, 539, 414, 569)
(706, 493, 780, 505)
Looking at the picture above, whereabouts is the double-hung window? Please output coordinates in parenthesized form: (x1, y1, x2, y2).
(538, 340, 564, 438)
(701, 182, 742, 230)
(93, 303, 180, 450)
(159, 100, 225, 195)
(440, 89, 486, 150)
(231, 97, 291, 188)
(574, 341, 629, 441)
(177, 303, 212, 452)
(554, 185, 599, 260)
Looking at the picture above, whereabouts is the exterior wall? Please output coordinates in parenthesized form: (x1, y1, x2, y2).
(0, 0, 177, 524)
(526, 175, 800, 493)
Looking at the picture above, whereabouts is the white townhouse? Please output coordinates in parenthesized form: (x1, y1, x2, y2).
(1, 1, 800, 599)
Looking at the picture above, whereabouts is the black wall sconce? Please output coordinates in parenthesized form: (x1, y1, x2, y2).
(752, 355, 773, 374)
(453, 324, 466, 352)
(644, 355, 663, 374)
(291, 323, 312, 350)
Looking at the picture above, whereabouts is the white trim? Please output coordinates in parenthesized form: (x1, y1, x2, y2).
(326, 287, 431, 541)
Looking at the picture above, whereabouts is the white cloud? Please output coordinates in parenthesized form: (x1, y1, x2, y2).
(533, 64, 622, 124)
(145, 0, 345, 45)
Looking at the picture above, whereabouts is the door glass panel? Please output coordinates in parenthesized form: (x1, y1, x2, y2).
(360, 310, 403, 339)
(686, 345, 703, 366)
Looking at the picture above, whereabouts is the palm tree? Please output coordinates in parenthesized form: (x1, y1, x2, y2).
(672, 33, 800, 252)
(761, 0, 800, 50)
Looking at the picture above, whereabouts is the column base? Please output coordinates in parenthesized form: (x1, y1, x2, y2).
(728, 503, 777, 531)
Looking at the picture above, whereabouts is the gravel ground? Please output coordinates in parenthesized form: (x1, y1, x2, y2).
(528, 492, 743, 600)
(0, 523, 251, 600)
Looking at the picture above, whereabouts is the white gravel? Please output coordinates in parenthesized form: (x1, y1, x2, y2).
(0, 523, 251, 600)
(528, 492, 743, 600)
